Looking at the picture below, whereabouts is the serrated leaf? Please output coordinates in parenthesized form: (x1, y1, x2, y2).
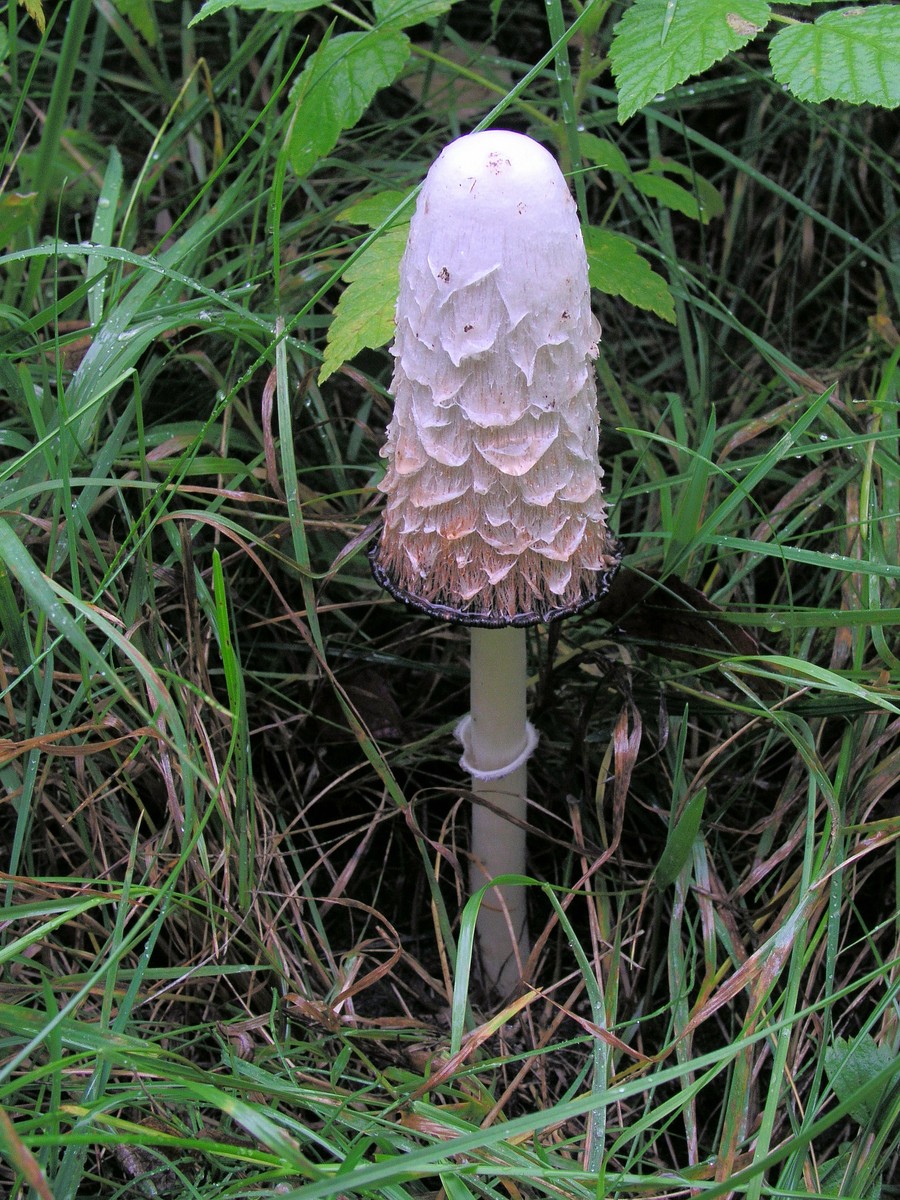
(770, 6, 900, 109)
(654, 788, 706, 889)
(319, 226, 407, 383)
(339, 188, 415, 228)
(374, 0, 456, 28)
(583, 226, 675, 323)
(824, 1034, 898, 1125)
(17, 0, 45, 32)
(632, 157, 724, 223)
(190, 0, 326, 26)
(579, 132, 632, 176)
(111, 0, 157, 43)
(610, 0, 771, 123)
(288, 30, 410, 178)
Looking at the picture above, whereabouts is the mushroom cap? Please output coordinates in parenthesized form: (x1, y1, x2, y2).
(370, 129, 620, 627)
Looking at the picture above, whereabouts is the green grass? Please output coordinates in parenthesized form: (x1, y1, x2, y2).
(1, 1, 899, 1197)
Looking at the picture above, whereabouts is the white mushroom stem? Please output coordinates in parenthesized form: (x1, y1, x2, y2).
(457, 626, 535, 994)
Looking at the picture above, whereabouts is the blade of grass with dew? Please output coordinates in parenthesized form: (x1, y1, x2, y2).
(86, 147, 123, 327)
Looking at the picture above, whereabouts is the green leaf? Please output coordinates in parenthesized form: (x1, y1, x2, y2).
(288, 30, 410, 178)
(17, 0, 45, 33)
(111, 0, 158, 43)
(339, 188, 415, 228)
(319, 225, 407, 383)
(654, 788, 706, 890)
(824, 1034, 898, 1126)
(373, 0, 456, 28)
(629, 176, 702, 222)
(583, 226, 675, 323)
(190, 0, 326, 25)
(579, 131, 632, 176)
(770, 6, 900, 109)
(610, 0, 771, 123)
(580, 133, 725, 228)
(632, 156, 724, 223)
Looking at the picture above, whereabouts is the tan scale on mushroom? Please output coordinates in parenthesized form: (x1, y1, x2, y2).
(371, 129, 620, 995)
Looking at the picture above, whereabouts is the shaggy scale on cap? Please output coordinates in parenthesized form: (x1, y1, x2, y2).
(370, 129, 620, 627)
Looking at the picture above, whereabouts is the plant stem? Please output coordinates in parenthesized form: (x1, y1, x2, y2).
(466, 625, 531, 995)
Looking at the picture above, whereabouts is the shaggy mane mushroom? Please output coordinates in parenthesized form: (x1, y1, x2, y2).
(371, 129, 620, 995)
